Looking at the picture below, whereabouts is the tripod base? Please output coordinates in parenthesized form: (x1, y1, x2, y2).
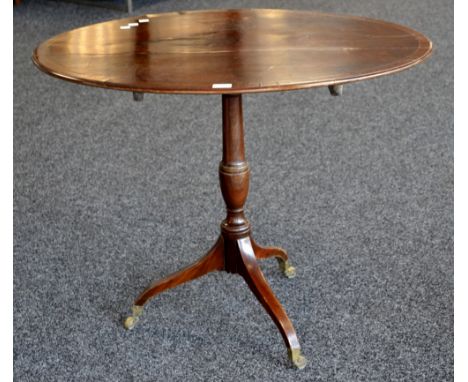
(124, 234, 306, 369)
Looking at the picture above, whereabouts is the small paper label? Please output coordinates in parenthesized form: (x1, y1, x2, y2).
(138, 18, 150, 23)
(120, 25, 131, 29)
(212, 83, 233, 89)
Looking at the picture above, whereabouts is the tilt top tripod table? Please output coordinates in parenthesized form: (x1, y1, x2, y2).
(33, 9, 432, 369)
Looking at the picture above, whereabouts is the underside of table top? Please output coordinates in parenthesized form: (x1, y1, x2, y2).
(33, 8, 432, 94)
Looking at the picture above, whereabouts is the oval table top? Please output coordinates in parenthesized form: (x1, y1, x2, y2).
(33, 9, 432, 94)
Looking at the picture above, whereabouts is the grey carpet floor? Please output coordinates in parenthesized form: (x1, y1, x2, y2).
(13, 0, 453, 381)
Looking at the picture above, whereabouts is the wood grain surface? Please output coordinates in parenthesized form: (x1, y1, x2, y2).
(32, 8, 432, 94)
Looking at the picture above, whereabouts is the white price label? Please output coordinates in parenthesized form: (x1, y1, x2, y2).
(212, 83, 233, 89)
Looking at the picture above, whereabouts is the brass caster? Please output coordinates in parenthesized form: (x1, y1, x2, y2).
(124, 305, 144, 330)
(288, 348, 307, 370)
(278, 259, 296, 279)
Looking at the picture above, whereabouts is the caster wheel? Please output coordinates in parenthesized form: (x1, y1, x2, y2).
(288, 348, 307, 369)
(124, 316, 138, 330)
(123, 305, 144, 330)
(278, 259, 296, 279)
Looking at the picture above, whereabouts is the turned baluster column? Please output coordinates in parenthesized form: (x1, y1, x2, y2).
(219, 94, 251, 272)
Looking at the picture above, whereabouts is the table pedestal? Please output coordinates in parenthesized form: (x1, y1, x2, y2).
(124, 94, 307, 369)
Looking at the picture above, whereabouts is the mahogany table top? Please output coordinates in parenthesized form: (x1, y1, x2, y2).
(33, 9, 432, 94)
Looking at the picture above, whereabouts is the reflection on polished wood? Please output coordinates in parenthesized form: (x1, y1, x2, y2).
(33, 9, 431, 94)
